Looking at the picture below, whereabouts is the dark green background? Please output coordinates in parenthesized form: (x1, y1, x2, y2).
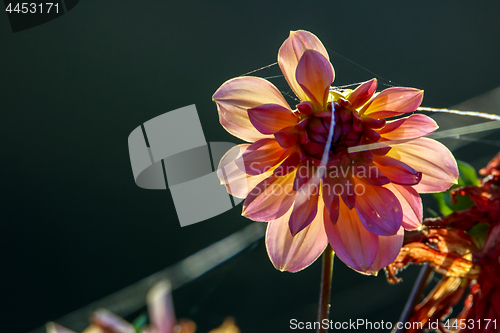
(1, 1, 500, 332)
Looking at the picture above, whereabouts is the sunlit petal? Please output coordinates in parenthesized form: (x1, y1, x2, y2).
(388, 138, 459, 193)
(213, 77, 290, 142)
(278, 30, 330, 102)
(362, 87, 423, 119)
(266, 201, 328, 272)
(324, 200, 379, 272)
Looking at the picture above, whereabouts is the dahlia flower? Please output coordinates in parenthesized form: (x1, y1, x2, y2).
(213, 30, 458, 274)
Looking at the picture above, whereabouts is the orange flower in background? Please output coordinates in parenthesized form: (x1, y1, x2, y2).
(213, 30, 458, 274)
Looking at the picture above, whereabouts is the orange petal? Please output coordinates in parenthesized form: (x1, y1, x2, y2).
(348, 79, 378, 110)
(388, 138, 458, 193)
(362, 87, 423, 119)
(248, 103, 297, 135)
(266, 201, 328, 272)
(217, 144, 273, 198)
(278, 30, 330, 102)
(295, 50, 334, 108)
(243, 172, 296, 222)
(213, 77, 290, 142)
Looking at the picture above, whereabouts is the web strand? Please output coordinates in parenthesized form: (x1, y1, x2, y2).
(417, 107, 500, 121)
(349, 120, 500, 153)
(240, 62, 277, 76)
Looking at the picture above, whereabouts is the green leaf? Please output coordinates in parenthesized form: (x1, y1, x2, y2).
(457, 161, 480, 186)
(433, 192, 454, 216)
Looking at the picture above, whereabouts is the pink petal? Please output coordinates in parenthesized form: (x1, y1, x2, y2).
(295, 50, 334, 108)
(46, 323, 77, 333)
(217, 144, 274, 198)
(278, 30, 330, 102)
(243, 172, 296, 221)
(365, 226, 404, 275)
(354, 163, 391, 186)
(91, 309, 136, 333)
(237, 139, 286, 175)
(274, 126, 300, 148)
(378, 114, 438, 140)
(322, 177, 340, 224)
(385, 183, 422, 230)
(324, 201, 379, 272)
(248, 103, 297, 135)
(266, 202, 328, 272)
(338, 175, 356, 210)
(388, 138, 459, 193)
(147, 281, 176, 333)
(355, 182, 403, 236)
(289, 180, 320, 235)
(213, 77, 290, 142)
(362, 87, 424, 119)
(273, 150, 301, 176)
(348, 79, 378, 110)
(374, 155, 422, 186)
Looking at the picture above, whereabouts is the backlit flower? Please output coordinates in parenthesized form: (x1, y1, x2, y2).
(213, 30, 458, 274)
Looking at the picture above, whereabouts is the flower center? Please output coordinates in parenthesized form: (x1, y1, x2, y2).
(298, 99, 386, 165)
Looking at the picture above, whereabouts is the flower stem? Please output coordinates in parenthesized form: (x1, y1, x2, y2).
(318, 245, 334, 333)
(391, 263, 432, 333)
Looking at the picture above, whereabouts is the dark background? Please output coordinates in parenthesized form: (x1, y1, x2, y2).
(1, 1, 500, 332)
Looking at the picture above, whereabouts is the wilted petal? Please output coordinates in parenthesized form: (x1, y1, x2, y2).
(237, 139, 286, 175)
(385, 183, 423, 230)
(278, 30, 330, 102)
(248, 103, 297, 135)
(217, 144, 272, 198)
(243, 172, 296, 221)
(355, 182, 403, 236)
(362, 87, 423, 119)
(348, 79, 378, 110)
(378, 114, 438, 140)
(374, 155, 422, 186)
(295, 50, 334, 107)
(147, 281, 176, 333)
(213, 77, 290, 142)
(388, 138, 458, 193)
(324, 201, 379, 272)
(266, 202, 328, 272)
(365, 227, 404, 275)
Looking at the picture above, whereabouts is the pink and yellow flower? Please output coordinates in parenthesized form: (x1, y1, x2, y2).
(213, 30, 458, 274)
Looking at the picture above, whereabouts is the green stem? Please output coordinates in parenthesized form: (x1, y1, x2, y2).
(318, 245, 334, 333)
